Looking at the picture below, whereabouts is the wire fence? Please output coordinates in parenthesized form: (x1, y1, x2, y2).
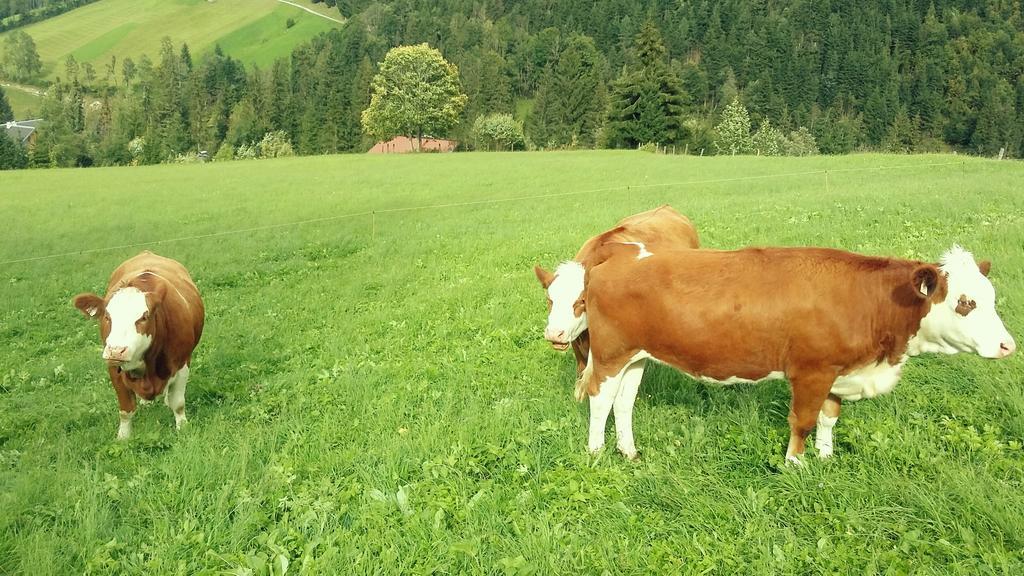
(0, 159, 967, 267)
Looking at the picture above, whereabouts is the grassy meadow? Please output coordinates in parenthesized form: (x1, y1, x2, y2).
(1, 84, 42, 119)
(0, 0, 340, 82)
(0, 151, 1023, 574)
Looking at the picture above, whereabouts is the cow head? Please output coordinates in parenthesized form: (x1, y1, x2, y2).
(74, 278, 165, 369)
(534, 261, 587, 350)
(912, 246, 1015, 359)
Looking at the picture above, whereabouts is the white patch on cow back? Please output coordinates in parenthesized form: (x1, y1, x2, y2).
(910, 245, 1014, 359)
(830, 360, 905, 401)
(105, 287, 152, 363)
(620, 241, 653, 259)
(544, 261, 587, 343)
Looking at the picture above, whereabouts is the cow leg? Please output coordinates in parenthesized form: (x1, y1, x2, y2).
(571, 330, 591, 374)
(164, 364, 189, 430)
(814, 394, 842, 458)
(587, 357, 625, 455)
(785, 373, 835, 464)
(111, 375, 137, 440)
(613, 359, 646, 460)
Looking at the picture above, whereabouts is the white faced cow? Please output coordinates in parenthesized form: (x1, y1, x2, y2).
(73, 251, 204, 439)
(534, 205, 699, 373)
(579, 243, 1014, 463)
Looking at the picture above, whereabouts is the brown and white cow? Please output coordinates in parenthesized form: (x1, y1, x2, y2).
(73, 251, 205, 439)
(534, 205, 699, 373)
(579, 243, 1014, 463)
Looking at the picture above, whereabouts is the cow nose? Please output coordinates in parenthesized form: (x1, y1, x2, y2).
(544, 328, 567, 343)
(999, 339, 1016, 358)
(103, 346, 128, 361)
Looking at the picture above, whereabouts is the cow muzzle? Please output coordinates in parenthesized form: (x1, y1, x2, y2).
(997, 338, 1016, 359)
(544, 328, 570, 351)
(103, 345, 130, 363)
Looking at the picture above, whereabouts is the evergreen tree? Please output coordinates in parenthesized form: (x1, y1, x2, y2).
(973, 78, 1018, 157)
(605, 21, 687, 148)
(527, 34, 606, 148)
(0, 130, 28, 170)
(0, 86, 13, 122)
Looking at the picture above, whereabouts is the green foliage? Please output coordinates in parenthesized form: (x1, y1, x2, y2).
(257, 130, 295, 158)
(471, 113, 524, 151)
(11, 0, 1024, 162)
(0, 129, 28, 169)
(605, 21, 687, 149)
(1, 153, 1023, 573)
(361, 43, 468, 148)
(781, 127, 819, 156)
(213, 142, 233, 162)
(752, 118, 783, 156)
(1, 30, 42, 81)
(714, 97, 753, 155)
(528, 34, 607, 149)
(0, 86, 13, 122)
(882, 108, 921, 154)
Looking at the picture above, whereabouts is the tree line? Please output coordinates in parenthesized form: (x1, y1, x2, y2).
(0, 0, 99, 32)
(1, 0, 1022, 169)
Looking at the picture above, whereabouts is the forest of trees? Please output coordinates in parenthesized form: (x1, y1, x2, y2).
(3, 0, 1023, 169)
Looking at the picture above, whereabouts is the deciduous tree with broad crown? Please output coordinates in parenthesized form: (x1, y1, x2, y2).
(361, 44, 467, 151)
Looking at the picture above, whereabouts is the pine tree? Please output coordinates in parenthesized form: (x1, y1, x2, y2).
(0, 86, 13, 122)
(0, 130, 28, 170)
(526, 34, 606, 148)
(605, 21, 687, 148)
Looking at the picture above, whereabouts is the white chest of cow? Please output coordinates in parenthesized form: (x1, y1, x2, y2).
(829, 359, 906, 401)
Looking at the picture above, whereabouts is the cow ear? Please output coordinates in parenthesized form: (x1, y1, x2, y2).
(73, 293, 105, 319)
(978, 260, 991, 277)
(911, 265, 940, 300)
(534, 265, 554, 288)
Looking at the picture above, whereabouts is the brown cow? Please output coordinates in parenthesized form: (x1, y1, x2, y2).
(579, 243, 1015, 463)
(73, 251, 205, 439)
(534, 205, 699, 372)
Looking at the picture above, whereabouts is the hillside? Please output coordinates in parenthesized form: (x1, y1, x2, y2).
(0, 0, 341, 82)
(1, 152, 1023, 573)
(0, 82, 41, 118)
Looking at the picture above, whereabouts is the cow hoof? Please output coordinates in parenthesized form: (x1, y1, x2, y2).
(785, 454, 805, 467)
(116, 431, 131, 441)
(174, 417, 188, 431)
(617, 447, 640, 461)
(816, 445, 833, 459)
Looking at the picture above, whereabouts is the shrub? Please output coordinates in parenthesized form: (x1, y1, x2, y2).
(257, 131, 295, 158)
(781, 127, 819, 156)
(471, 113, 525, 151)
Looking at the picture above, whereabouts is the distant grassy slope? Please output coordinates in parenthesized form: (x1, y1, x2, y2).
(0, 0, 341, 82)
(1, 84, 42, 118)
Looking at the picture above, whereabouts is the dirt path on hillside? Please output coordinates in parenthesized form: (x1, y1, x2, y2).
(276, 0, 345, 24)
(0, 81, 45, 97)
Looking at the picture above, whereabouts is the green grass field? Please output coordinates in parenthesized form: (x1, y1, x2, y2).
(1, 84, 42, 118)
(0, 0, 340, 83)
(1, 152, 1022, 574)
